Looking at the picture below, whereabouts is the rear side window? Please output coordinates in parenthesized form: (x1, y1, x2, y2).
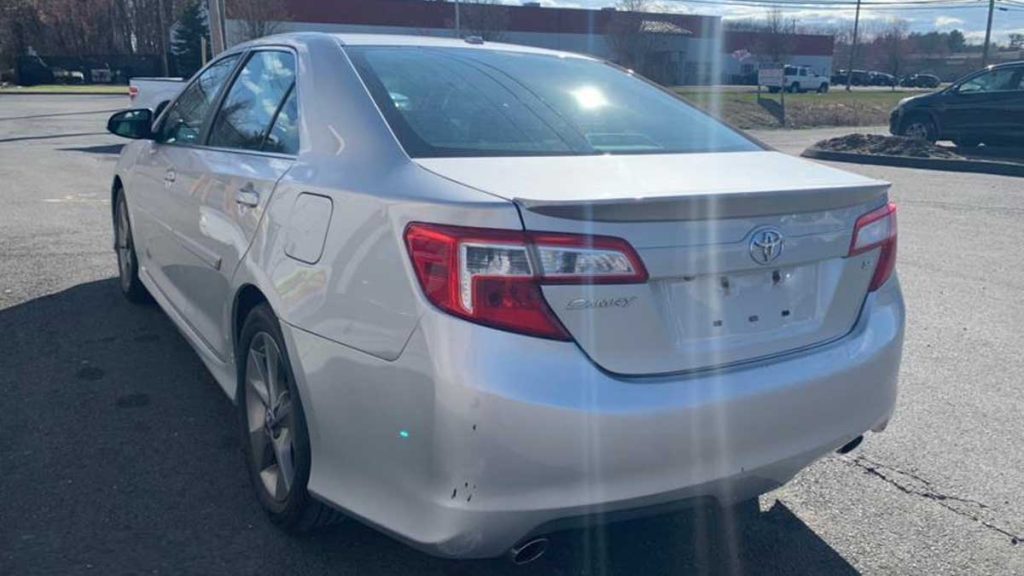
(158, 55, 240, 145)
(209, 50, 296, 151)
(347, 47, 758, 158)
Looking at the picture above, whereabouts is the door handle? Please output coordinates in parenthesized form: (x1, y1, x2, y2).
(235, 184, 260, 208)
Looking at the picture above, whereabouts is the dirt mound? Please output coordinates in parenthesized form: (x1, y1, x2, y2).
(812, 133, 963, 159)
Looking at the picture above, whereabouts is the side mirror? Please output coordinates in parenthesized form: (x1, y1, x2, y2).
(107, 109, 154, 140)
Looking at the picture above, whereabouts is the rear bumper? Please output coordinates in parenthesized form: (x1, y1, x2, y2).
(284, 276, 904, 559)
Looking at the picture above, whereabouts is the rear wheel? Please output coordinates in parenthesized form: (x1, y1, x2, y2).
(238, 303, 342, 531)
(817, 83, 829, 93)
(113, 190, 149, 303)
(900, 116, 937, 142)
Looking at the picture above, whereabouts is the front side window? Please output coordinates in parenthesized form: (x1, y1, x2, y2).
(958, 68, 1023, 93)
(158, 55, 240, 145)
(347, 47, 758, 158)
(209, 50, 296, 151)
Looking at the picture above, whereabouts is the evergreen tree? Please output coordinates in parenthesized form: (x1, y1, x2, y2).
(171, 0, 209, 78)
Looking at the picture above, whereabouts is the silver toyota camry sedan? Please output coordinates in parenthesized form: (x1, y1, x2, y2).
(106, 33, 904, 562)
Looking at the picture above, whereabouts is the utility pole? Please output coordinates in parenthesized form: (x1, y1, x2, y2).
(208, 0, 226, 55)
(454, 0, 461, 38)
(845, 0, 862, 91)
(982, 0, 996, 66)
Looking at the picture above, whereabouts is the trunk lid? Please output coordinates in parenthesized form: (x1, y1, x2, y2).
(415, 151, 890, 376)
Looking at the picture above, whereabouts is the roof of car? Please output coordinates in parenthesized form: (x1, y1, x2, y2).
(244, 31, 593, 60)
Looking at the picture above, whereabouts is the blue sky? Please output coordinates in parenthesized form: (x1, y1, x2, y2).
(533, 0, 1024, 44)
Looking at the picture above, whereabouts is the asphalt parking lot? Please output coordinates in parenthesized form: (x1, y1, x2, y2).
(1, 95, 1022, 575)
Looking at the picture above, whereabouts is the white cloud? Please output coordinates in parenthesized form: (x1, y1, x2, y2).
(935, 16, 965, 28)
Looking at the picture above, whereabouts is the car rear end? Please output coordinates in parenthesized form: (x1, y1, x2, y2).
(126, 77, 183, 111)
(331, 41, 905, 558)
(396, 165, 902, 558)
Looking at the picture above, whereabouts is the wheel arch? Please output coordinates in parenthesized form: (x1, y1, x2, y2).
(232, 283, 270, 365)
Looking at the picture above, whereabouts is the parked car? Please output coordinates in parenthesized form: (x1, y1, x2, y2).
(127, 76, 184, 112)
(777, 64, 829, 92)
(890, 61, 1024, 146)
(869, 71, 896, 87)
(106, 33, 904, 562)
(51, 67, 84, 84)
(900, 73, 941, 89)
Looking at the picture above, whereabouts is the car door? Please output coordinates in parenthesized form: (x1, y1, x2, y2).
(942, 67, 1024, 141)
(182, 49, 298, 358)
(130, 54, 242, 322)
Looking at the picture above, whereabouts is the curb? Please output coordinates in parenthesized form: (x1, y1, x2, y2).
(802, 148, 1024, 177)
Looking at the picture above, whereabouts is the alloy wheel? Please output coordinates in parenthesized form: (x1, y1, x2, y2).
(245, 332, 297, 502)
(903, 122, 930, 140)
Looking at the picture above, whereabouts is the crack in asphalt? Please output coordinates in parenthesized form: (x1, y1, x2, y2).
(842, 455, 1022, 546)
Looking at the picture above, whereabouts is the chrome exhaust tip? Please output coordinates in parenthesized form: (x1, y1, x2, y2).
(837, 435, 864, 454)
(509, 537, 549, 565)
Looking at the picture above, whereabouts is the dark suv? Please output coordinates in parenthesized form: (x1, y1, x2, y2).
(890, 62, 1024, 147)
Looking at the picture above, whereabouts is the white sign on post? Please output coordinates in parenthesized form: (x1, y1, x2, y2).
(758, 68, 784, 88)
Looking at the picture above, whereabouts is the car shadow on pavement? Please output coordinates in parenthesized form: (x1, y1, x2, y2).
(0, 278, 858, 576)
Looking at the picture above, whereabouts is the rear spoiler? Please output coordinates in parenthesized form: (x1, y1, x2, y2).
(515, 183, 890, 222)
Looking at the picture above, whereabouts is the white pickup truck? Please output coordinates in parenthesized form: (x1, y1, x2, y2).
(128, 77, 184, 112)
(781, 65, 830, 93)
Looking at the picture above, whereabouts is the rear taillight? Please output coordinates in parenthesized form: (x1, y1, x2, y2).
(404, 223, 647, 340)
(849, 202, 897, 291)
(128, 86, 138, 101)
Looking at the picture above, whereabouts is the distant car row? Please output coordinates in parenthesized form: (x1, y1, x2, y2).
(758, 66, 941, 94)
(832, 69, 941, 89)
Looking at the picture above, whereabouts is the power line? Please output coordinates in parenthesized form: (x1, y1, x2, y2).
(662, 0, 990, 10)
(661, 0, 995, 8)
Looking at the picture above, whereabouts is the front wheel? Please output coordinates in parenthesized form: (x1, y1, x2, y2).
(238, 303, 342, 531)
(114, 190, 150, 303)
(900, 116, 937, 142)
(788, 82, 801, 93)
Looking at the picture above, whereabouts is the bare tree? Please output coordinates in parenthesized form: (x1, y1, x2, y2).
(228, 0, 289, 41)
(460, 0, 509, 42)
(605, 0, 655, 72)
(756, 8, 797, 65)
(875, 19, 909, 91)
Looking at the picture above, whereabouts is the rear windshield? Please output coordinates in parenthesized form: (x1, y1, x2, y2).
(346, 46, 759, 158)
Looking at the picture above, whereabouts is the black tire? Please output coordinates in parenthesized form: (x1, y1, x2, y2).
(818, 83, 829, 93)
(768, 86, 780, 94)
(899, 115, 937, 143)
(113, 190, 150, 303)
(789, 82, 801, 93)
(237, 303, 342, 532)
